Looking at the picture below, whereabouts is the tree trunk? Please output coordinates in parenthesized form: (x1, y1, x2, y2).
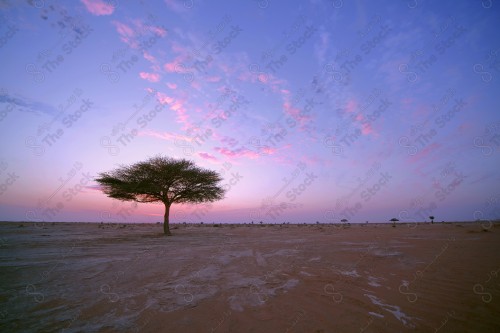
(163, 202, 172, 236)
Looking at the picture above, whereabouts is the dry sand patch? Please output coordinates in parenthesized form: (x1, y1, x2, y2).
(1, 222, 499, 332)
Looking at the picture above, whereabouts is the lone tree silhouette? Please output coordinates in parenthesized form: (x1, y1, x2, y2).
(390, 217, 399, 227)
(429, 215, 435, 224)
(95, 156, 226, 236)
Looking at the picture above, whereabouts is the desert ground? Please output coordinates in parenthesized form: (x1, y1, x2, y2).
(1, 221, 499, 332)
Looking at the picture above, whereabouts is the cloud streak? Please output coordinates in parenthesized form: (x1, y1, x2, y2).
(139, 72, 161, 82)
(81, 0, 115, 16)
(0, 92, 58, 116)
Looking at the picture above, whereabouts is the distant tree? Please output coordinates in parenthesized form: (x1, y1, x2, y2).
(390, 218, 399, 227)
(429, 215, 435, 224)
(95, 156, 226, 236)
(341, 219, 348, 223)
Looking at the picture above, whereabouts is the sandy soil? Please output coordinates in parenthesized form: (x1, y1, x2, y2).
(1, 221, 499, 332)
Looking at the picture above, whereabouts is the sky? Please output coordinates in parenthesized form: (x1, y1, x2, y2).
(0, 0, 499, 224)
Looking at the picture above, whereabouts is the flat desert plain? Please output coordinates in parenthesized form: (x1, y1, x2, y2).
(1, 221, 500, 332)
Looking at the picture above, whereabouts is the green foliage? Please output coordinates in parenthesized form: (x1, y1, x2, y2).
(95, 155, 226, 205)
(95, 155, 226, 235)
(390, 217, 399, 227)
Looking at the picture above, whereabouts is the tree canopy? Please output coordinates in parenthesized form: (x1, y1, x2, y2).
(95, 156, 226, 235)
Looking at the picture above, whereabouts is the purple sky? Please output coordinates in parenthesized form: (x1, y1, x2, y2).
(0, 0, 499, 224)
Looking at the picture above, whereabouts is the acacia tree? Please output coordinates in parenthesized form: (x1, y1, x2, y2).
(95, 156, 226, 236)
(390, 218, 399, 227)
(429, 215, 435, 224)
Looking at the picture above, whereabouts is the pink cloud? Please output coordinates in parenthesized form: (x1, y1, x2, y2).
(260, 146, 277, 155)
(301, 155, 330, 167)
(138, 130, 193, 142)
(162, 42, 192, 73)
(283, 101, 301, 118)
(154, 92, 191, 128)
(81, 0, 115, 16)
(401, 97, 414, 107)
(164, 0, 189, 13)
(409, 105, 430, 122)
(156, 92, 174, 105)
(190, 81, 201, 90)
(215, 147, 260, 160)
(457, 121, 472, 134)
(361, 123, 373, 135)
(282, 94, 312, 129)
(175, 108, 190, 127)
(345, 99, 358, 113)
(139, 72, 160, 82)
(143, 51, 156, 63)
(164, 57, 191, 73)
(164, 62, 177, 73)
(131, 18, 167, 37)
(408, 143, 441, 164)
(198, 152, 218, 161)
(147, 25, 167, 37)
(171, 41, 191, 55)
(342, 98, 379, 136)
(214, 145, 277, 160)
(170, 100, 184, 111)
(112, 21, 136, 47)
(113, 21, 134, 37)
(166, 82, 177, 89)
(205, 76, 221, 83)
(112, 20, 166, 48)
(238, 70, 286, 93)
